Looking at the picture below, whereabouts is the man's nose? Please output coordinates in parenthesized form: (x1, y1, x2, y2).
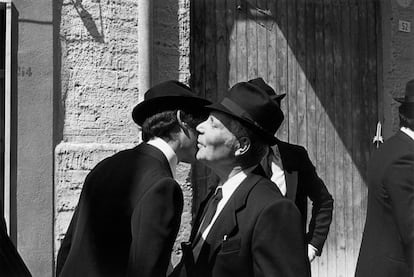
(196, 121, 205, 133)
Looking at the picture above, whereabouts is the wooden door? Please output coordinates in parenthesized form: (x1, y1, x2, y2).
(190, 0, 381, 276)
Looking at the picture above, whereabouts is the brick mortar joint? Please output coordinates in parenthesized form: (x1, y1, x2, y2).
(55, 141, 136, 153)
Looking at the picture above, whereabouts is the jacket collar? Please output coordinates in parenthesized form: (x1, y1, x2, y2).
(398, 128, 414, 145)
(136, 143, 174, 178)
(147, 137, 178, 179)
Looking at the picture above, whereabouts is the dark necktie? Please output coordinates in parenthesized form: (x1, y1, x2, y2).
(261, 147, 274, 178)
(192, 186, 223, 260)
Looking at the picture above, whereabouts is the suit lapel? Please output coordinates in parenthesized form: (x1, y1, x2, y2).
(204, 171, 262, 261)
(285, 171, 298, 201)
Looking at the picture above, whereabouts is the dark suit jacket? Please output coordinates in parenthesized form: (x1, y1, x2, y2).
(274, 140, 334, 254)
(56, 143, 183, 277)
(355, 130, 414, 277)
(0, 216, 31, 277)
(175, 167, 310, 277)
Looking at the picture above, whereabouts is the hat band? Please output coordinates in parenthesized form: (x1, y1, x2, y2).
(221, 97, 266, 131)
(404, 96, 414, 102)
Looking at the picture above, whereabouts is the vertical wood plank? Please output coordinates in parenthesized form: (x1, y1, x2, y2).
(305, 2, 317, 274)
(236, 1, 248, 82)
(349, 1, 365, 274)
(257, 0, 268, 80)
(205, 0, 217, 101)
(190, 0, 205, 97)
(275, 0, 289, 141)
(247, 0, 258, 79)
(358, 3, 371, 276)
(367, 0, 378, 158)
(323, 1, 337, 276)
(340, 0, 355, 274)
(287, 0, 298, 144)
(333, 1, 346, 275)
(314, 0, 328, 276)
(216, 0, 229, 98)
(364, 0, 378, 257)
(266, 0, 278, 130)
(228, 0, 238, 88)
(305, 0, 316, 163)
(296, 0, 307, 147)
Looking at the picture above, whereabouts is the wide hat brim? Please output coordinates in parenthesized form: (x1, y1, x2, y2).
(395, 97, 414, 103)
(395, 79, 414, 104)
(205, 101, 279, 145)
(132, 80, 211, 126)
(132, 96, 210, 126)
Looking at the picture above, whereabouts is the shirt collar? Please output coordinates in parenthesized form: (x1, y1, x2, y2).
(401, 127, 414, 141)
(220, 166, 256, 199)
(147, 137, 178, 179)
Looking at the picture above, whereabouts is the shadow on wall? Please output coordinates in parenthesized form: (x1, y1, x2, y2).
(71, 0, 105, 43)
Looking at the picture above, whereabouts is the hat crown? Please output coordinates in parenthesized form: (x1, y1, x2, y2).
(207, 81, 284, 144)
(247, 77, 286, 102)
(227, 82, 282, 133)
(144, 80, 193, 100)
(404, 79, 414, 101)
(395, 79, 414, 103)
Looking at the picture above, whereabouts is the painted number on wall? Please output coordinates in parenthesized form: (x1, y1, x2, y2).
(399, 20, 411, 33)
(18, 67, 33, 77)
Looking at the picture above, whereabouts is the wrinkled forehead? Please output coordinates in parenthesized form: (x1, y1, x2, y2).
(210, 111, 235, 129)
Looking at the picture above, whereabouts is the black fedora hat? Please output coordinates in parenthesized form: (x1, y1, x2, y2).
(395, 79, 414, 104)
(205, 81, 284, 145)
(396, 79, 414, 118)
(132, 80, 211, 126)
(248, 77, 286, 104)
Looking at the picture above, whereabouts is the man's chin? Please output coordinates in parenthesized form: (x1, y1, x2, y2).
(195, 153, 207, 163)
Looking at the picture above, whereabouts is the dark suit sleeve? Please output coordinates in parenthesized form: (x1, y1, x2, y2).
(252, 199, 310, 277)
(299, 148, 334, 255)
(384, 153, 414, 266)
(56, 207, 79, 276)
(127, 177, 183, 277)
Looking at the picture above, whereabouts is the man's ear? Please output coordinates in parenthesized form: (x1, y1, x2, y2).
(176, 110, 190, 135)
(234, 136, 251, 156)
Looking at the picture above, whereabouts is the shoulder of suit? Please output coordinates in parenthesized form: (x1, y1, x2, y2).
(88, 147, 136, 171)
(150, 177, 181, 190)
(250, 175, 284, 198)
(276, 140, 307, 154)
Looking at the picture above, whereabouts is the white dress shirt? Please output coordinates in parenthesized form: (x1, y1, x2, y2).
(147, 137, 178, 179)
(401, 127, 414, 141)
(201, 168, 254, 240)
(261, 146, 287, 196)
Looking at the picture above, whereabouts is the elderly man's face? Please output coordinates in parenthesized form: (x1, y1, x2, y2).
(196, 111, 238, 164)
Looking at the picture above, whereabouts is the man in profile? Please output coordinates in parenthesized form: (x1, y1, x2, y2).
(173, 80, 310, 276)
(56, 80, 210, 277)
